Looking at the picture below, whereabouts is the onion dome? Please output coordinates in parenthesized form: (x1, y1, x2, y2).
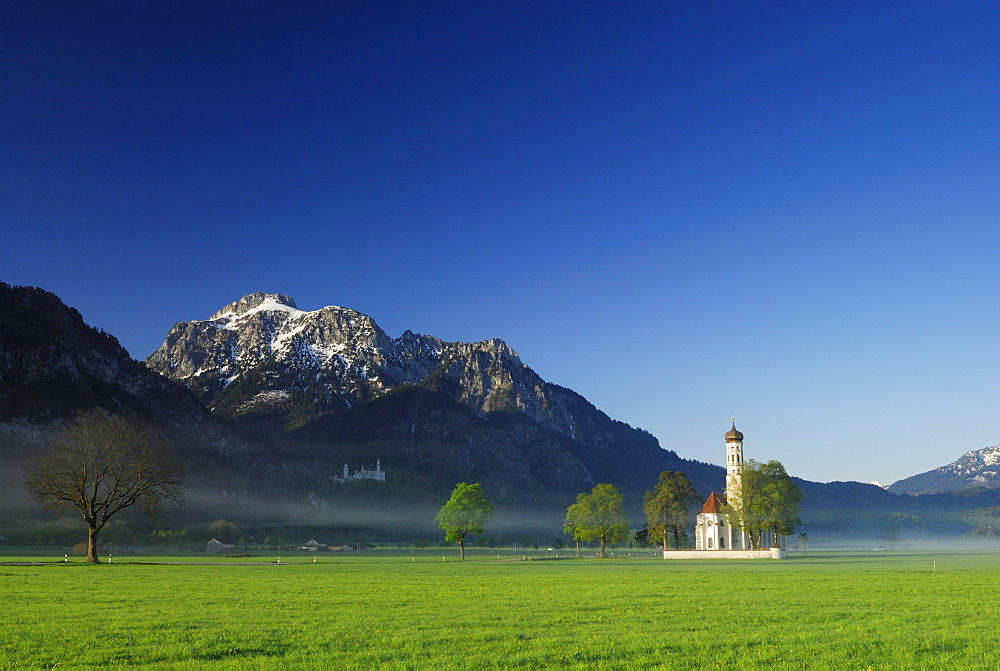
(725, 422, 743, 442)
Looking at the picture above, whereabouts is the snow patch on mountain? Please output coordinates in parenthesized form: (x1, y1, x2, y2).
(940, 445, 1000, 475)
(209, 293, 299, 321)
(145, 293, 585, 441)
(889, 444, 1000, 495)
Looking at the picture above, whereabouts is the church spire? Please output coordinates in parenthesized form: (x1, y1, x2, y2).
(725, 420, 744, 501)
(725, 419, 743, 443)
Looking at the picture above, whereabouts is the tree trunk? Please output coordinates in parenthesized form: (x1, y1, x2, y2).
(459, 535, 466, 561)
(575, 539, 580, 558)
(87, 526, 100, 564)
(599, 537, 606, 558)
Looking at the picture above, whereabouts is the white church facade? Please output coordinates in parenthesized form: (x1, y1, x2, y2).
(664, 423, 786, 559)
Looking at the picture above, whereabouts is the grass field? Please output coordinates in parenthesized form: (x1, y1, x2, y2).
(3, 550, 1000, 668)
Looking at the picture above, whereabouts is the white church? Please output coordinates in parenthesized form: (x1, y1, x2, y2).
(664, 422, 786, 559)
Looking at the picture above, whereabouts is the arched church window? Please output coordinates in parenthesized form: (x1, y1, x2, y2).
(707, 537, 713, 549)
(721, 538, 726, 549)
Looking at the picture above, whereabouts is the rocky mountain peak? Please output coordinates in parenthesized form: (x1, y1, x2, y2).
(209, 293, 298, 321)
(146, 295, 561, 431)
(888, 443, 1000, 495)
(142, 291, 694, 501)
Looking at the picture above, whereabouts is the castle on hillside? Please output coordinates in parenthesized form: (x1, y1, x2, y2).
(334, 459, 386, 484)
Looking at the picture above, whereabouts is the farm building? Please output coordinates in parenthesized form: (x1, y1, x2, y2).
(103, 539, 135, 554)
(301, 539, 327, 551)
(206, 538, 235, 553)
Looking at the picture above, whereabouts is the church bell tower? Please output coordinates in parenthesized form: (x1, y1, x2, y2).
(725, 420, 744, 501)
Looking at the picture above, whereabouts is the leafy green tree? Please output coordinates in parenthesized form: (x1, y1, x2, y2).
(759, 460, 802, 544)
(565, 484, 629, 558)
(643, 471, 700, 550)
(562, 511, 584, 558)
(207, 518, 242, 544)
(725, 459, 802, 549)
(435, 482, 493, 560)
(23, 410, 185, 564)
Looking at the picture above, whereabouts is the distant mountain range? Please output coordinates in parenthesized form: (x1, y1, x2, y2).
(3, 283, 998, 539)
(889, 445, 1000, 495)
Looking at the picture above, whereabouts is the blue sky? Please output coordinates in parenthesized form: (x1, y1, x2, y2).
(3, 2, 997, 484)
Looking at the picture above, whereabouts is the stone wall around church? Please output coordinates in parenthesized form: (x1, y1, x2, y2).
(662, 548, 785, 559)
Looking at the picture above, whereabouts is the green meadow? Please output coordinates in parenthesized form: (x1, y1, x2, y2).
(3, 550, 1000, 669)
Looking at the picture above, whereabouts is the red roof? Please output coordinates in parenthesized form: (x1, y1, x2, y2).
(700, 492, 726, 514)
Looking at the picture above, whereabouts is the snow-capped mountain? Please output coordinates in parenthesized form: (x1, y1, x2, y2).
(149, 293, 575, 433)
(888, 445, 1000, 495)
(148, 292, 415, 411)
(144, 293, 701, 500)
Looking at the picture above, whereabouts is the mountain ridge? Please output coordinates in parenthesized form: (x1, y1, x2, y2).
(0, 282, 211, 429)
(0, 282, 250, 514)
(144, 292, 707, 503)
(889, 445, 1000, 495)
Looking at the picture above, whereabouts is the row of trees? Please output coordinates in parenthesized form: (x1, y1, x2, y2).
(559, 464, 802, 556)
(561, 474, 699, 558)
(433, 462, 803, 559)
(433, 477, 700, 561)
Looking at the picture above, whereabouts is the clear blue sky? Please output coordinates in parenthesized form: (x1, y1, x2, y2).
(3, 2, 997, 485)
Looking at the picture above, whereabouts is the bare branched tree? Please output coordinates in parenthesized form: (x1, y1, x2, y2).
(24, 410, 185, 563)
